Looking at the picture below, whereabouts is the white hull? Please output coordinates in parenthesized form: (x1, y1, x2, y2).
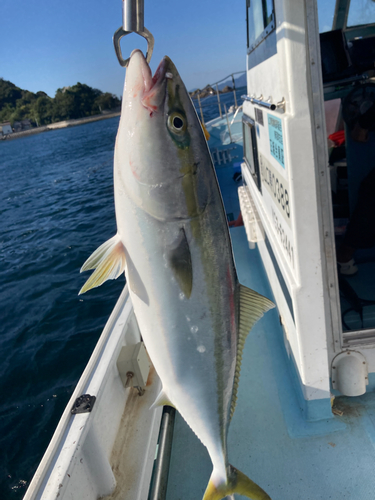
(24, 286, 162, 500)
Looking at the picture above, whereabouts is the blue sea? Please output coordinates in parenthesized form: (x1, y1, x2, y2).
(0, 89, 243, 499)
(0, 117, 124, 499)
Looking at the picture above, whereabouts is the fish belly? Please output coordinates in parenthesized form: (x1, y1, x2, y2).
(119, 195, 237, 472)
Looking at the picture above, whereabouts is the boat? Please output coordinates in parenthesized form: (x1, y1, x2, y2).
(24, 0, 375, 499)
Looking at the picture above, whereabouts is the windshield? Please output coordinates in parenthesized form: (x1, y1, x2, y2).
(246, 0, 275, 50)
(318, 0, 336, 33)
(347, 0, 375, 27)
(318, 0, 375, 33)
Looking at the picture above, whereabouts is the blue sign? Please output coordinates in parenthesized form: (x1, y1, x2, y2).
(268, 114, 284, 168)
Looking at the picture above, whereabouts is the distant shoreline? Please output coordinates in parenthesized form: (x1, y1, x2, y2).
(1, 111, 121, 142)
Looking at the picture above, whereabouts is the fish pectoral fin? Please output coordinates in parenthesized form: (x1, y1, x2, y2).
(203, 465, 272, 500)
(79, 234, 126, 294)
(168, 227, 192, 298)
(150, 390, 175, 411)
(230, 285, 275, 418)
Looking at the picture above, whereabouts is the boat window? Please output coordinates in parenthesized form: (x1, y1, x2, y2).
(246, 0, 275, 53)
(317, 0, 336, 33)
(347, 0, 375, 27)
(316, 0, 375, 338)
(264, 0, 274, 25)
(243, 115, 261, 191)
(326, 83, 375, 338)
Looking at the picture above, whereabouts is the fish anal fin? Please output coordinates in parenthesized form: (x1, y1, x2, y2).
(203, 465, 272, 500)
(150, 390, 175, 411)
(230, 285, 275, 418)
(79, 234, 126, 294)
(168, 227, 192, 298)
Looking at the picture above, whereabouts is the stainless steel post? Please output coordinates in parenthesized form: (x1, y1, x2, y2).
(215, 84, 223, 118)
(148, 406, 176, 500)
(197, 93, 204, 124)
(224, 104, 233, 143)
(123, 0, 144, 32)
(231, 74, 238, 109)
(113, 0, 154, 67)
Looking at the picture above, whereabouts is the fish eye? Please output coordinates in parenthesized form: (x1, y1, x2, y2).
(168, 112, 186, 133)
(173, 116, 184, 129)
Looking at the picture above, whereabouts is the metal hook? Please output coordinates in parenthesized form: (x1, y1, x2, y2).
(113, 26, 154, 67)
(113, 0, 154, 67)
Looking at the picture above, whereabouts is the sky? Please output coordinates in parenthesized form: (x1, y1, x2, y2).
(0, 0, 247, 98)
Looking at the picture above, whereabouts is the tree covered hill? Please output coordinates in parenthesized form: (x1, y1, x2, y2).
(0, 78, 121, 127)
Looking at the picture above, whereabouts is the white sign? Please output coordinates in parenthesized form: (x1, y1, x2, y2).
(259, 152, 295, 269)
(259, 153, 291, 227)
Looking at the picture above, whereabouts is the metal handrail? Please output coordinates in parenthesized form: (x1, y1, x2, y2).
(242, 95, 276, 110)
(241, 94, 286, 113)
(208, 70, 246, 87)
(190, 71, 246, 124)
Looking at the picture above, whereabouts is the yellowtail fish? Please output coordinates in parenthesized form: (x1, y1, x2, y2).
(80, 50, 274, 500)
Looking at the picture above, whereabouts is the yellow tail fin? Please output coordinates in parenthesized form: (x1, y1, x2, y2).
(203, 465, 271, 500)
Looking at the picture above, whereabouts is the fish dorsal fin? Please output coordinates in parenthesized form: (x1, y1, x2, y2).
(79, 234, 126, 294)
(150, 390, 175, 411)
(230, 285, 275, 419)
(168, 227, 193, 299)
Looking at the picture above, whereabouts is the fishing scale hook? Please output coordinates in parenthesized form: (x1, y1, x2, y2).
(113, 0, 154, 67)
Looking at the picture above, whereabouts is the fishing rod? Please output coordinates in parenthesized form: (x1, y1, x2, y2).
(113, 0, 154, 67)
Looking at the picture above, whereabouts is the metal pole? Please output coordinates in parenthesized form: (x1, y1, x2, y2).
(123, 0, 144, 32)
(197, 93, 204, 124)
(215, 84, 222, 118)
(113, 0, 154, 67)
(148, 406, 176, 500)
(224, 104, 233, 143)
(231, 74, 238, 109)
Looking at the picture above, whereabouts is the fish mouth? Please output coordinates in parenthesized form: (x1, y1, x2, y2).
(129, 49, 169, 112)
(151, 56, 169, 89)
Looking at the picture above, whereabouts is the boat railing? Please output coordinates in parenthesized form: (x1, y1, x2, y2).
(190, 71, 246, 124)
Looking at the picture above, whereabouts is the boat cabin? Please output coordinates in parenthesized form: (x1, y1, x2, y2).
(240, 0, 375, 418)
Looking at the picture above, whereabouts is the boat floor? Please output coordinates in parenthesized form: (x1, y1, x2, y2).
(165, 114, 375, 500)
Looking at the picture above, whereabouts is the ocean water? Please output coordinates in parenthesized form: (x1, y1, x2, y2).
(0, 92, 244, 499)
(0, 117, 124, 499)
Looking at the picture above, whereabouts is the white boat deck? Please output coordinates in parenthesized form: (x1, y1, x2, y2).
(165, 113, 375, 500)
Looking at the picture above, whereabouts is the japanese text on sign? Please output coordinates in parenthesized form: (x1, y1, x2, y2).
(259, 153, 291, 227)
(268, 115, 285, 168)
(272, 208, 294, 268)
